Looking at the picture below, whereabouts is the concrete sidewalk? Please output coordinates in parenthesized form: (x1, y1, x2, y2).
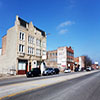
(0, 74, 26, 80)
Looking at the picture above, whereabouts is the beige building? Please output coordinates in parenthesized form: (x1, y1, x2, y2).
(0, 16, 46, 75)
(0, 48, 2, 55)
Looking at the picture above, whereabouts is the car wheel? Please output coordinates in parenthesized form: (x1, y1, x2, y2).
(47, 73, 48, 75)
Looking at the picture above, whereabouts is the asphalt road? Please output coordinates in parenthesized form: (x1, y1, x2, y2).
(0, 72, 78, 86)
(2, 71, 100, 100)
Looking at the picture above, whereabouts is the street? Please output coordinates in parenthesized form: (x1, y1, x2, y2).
(0, 70, 100, 100)
(0, 72, 77, 87)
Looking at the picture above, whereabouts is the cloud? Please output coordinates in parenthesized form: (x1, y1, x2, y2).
(59, 29, 68, 35)
(65, 0, 76, 9)
(57, 21, 75, 29)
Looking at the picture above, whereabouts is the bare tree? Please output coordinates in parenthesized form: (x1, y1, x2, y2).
(84, 55, 93, 69)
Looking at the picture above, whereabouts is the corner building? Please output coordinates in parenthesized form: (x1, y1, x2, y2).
(0, 16, 46, 75)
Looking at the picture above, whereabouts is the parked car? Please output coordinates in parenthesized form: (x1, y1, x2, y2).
(64, 68, 71, 73)
(26, 68, 41, 77)
(43, 68, 55, 75)
(53, 68, 60, 74)
(86, 67, 91, 71)
(74, 67, 79, 72)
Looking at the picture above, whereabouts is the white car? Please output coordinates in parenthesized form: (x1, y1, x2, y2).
(64, 69, 71, 73)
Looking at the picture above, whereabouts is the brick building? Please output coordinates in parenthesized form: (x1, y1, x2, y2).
(46, 46, 74, 71)
(92, 62, 99, 69)
(46, 50, 57, 68)
(0, 16, 46, 75)
(74, 56, 85, 70)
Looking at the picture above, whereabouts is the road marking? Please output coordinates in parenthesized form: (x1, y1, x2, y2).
(0, 84, 47, 100)
(0, 96, 8, 100)
(0, 79, 70, 100)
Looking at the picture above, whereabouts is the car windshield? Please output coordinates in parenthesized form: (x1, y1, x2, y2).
(46, 68, 49, 70)
(65, 68, 70, 70)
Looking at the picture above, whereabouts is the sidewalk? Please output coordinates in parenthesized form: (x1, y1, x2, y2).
(0, 74, 26, 80)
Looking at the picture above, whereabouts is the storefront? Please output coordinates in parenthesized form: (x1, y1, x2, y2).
(18, 59, 28, 74)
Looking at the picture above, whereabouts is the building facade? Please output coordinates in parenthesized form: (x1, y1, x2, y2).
(46, 50, 57, 68)
(0, 48, 2, 55)
(74, 56, 85, 71)
(0, 16, 46, 75)
(46, 46, 74, 71)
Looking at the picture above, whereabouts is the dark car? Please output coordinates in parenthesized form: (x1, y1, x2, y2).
(43, 68, 55, 75)
(53, 68, 59, 74)
(74, 67, 79, 72)
(26, 68, 41, 77)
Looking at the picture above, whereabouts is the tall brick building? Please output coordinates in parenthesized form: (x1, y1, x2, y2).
(0, 16, 46, 75)
(46, 46, 74, 71)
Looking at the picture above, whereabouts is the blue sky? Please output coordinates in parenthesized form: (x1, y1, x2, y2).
(0, 0, 100, 63)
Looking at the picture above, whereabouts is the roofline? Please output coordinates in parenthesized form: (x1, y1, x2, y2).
(2, 34, 7, 38)
(18, 16, 45, 33)
(47, 50, 57, 52)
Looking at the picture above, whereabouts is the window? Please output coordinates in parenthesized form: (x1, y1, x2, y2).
(19, 44, 24, 53)
(19, 32, 25, 40)
(56, 53, 57, 56)
(19, 44, 21, 52)
(22, 34, 24, 40)
(28, 36, 30, 43)
(18, 62, 26, 70)
(36, 49, 41, 56)
(36, 39, 41, 46)
(28, 36, 34, 44)
(28, 47, 34, 55)
(43, 50, 46, 55)
(42, 41, 46, 47)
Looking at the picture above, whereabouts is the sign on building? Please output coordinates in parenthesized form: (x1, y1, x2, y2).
(57, 47, 67, 68)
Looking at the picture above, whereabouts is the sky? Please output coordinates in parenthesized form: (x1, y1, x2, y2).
(0, 0, 100, 63)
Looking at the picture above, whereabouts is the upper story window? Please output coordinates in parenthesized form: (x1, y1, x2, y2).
(42, 41, 46, 47)
(36, 49, 41, 56)
(19, 32, 25, 41)
(28, 47, 34, 55)
(36, 39, 41, 46)
(67, 51, 74, 57)
(43, 50, 46, 55)
(19, 44, 24, 53)
(28, 36, 34, 44)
